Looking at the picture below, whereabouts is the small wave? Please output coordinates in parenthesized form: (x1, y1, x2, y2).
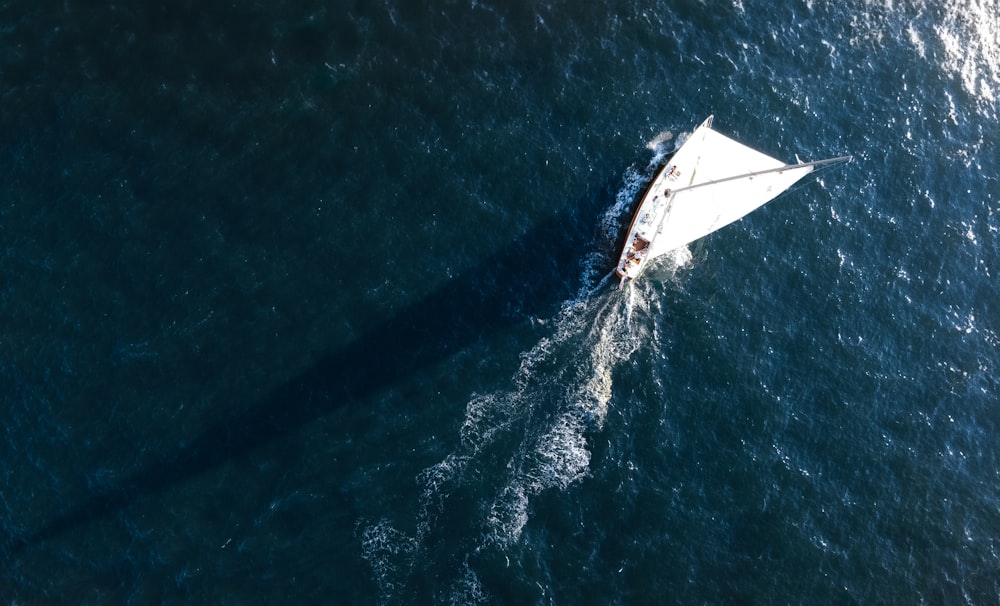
(646, 128, 674, 150)
(357, 519, 418, 600)
(445, 558, 488, 606)
(932, 0, 999, 110)
(416, 453, 469, 533)
(528, 411, 592, 492)
(599, 165, 646, 244)
(484, 483, 531, 548)
(848, 0, 998, 117)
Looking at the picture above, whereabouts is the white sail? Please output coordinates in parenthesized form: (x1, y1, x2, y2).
(646, 126, 813, 259)
(614, 117, 850, 283)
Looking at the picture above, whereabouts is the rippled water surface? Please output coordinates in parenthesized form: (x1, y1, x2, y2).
(1, 0, 998, 603)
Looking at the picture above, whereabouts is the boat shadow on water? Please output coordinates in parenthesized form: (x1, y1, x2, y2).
(5, 174, 638, 560)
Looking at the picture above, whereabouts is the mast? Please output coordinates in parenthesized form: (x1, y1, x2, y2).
(670, 155, 853, 194)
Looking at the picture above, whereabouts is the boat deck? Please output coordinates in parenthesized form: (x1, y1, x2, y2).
(616, 166, 681, 281)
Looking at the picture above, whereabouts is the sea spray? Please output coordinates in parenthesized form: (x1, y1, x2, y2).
(646, 128, 674, 150)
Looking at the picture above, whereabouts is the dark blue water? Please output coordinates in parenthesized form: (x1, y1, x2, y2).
(2, 1, 998, 603)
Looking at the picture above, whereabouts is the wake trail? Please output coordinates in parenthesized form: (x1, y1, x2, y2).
(360, 141, 682, 604)
(361, 287, 647, 603)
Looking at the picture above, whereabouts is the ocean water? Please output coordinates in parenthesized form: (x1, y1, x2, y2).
(1, 0, 998, 603)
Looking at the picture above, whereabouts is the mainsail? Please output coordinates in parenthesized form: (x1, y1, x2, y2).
(615, 117, 850, 283)
(647, 124, 814, 259)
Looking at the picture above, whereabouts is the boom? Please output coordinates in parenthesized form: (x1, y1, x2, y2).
(671, 155, 853, 194)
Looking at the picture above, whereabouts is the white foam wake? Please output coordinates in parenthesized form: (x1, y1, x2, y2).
(473, 291, 642, 548)
(360, 168, 666, 604)
(362, 279, 647, 602)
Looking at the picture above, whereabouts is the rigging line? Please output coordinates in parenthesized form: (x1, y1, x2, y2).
(783, 158, 856, 196)
(669, 155, 854, 195)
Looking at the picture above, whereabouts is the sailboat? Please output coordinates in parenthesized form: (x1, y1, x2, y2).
(615, 116, 851, 284)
